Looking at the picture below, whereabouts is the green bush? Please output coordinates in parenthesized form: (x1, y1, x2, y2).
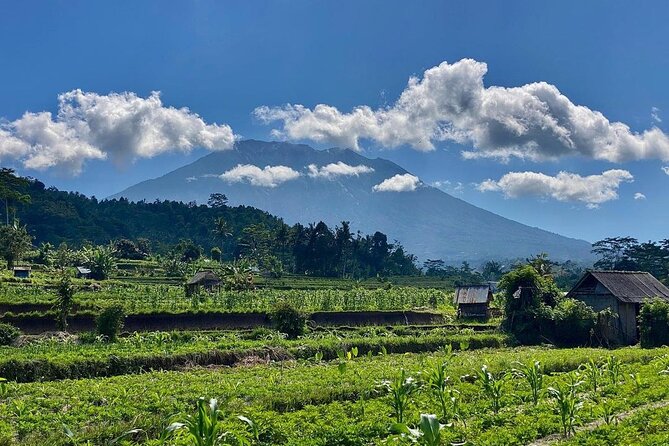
(639, 298, 669, 348)
(0, 323, 20, 346)
(270, 300, 306, 339)
(95, 306, 126, 342)
(550, 298, 596, 346)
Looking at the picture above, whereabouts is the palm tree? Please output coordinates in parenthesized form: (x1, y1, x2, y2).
(213, 217, 232, 261)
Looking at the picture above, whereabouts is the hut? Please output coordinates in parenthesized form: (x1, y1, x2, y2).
(75, 266, 92, 279)
(566, 270, 669, 344)
(12, 266, 31, 278)
(185, 270, 221, 297)
(454, 285, 493, 319)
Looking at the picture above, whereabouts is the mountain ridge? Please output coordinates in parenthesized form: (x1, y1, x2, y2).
(112, 139, 594, 262)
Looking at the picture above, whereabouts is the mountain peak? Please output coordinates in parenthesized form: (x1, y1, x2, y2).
(112, 140, 592, 262)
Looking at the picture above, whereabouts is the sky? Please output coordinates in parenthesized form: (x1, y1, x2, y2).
(0, 0, 668, 243)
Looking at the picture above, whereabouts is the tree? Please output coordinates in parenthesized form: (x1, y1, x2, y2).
(213, 217, 232, 260)
(113, 239, 146, 260)
(527, 253, 557, 277)
(172, 239, 202, 262)
(80, 245, 117, 280)
(207, 193, 228, 208)
(0, 223, 33, 269)
(55, 271, 76, 330)
(592, 237, 638, 270)
(499, 264, 561, 343)
(481, 260, 505, 281)
(0, 168, 30, 225)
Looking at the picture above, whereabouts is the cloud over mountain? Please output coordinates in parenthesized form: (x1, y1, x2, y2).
(220, 164, 300, 187)
(0, 90, 235, 174)
(478, 169, 634, 208)
(373, 173, 420, 192)
(256, 59, 669, 162)
(307, 162, 374, 179)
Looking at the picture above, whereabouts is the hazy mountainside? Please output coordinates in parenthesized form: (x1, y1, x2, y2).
(113, 140, 594, 262)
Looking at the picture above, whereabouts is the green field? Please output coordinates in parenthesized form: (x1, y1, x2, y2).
(2, 269, 669, 445)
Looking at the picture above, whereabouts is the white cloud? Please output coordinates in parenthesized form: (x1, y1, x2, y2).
(432, 180, 464, 194)
(256, 59, 669, 162)
(185, 176, 197, 183)
(307, 162, 374, 179)
(662, 166, 669, 175)
(220, 164, 300, 187)
(373, 173, 420, 192)
(478, 169, 634, 208)
(634, 192, 646, 200)
(0, 89, 235, 174)
(652, 107, 662, 123)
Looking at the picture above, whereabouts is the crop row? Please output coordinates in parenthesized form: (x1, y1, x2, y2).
(0, 328, 507, 382)
(1, 346, 668, 445)
(0, 283, 455, 314)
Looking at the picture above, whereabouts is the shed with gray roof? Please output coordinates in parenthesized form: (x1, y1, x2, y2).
(566, 270, 669, 344)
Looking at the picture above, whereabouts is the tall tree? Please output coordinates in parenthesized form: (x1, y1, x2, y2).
(0, 222, 33, 269)
(0, 168, 31, 225)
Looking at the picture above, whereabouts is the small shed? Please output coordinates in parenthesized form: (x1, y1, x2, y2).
(566, 270, 669, 344)
(185, 270, 221, 297)
(454, 285, 493, 319)
(12, 266, 31, 278)
(75, 266, 92, 279)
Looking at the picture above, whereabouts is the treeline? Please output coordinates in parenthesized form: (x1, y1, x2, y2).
(592, 236, 669, 283)
(2, 170, 419, 278)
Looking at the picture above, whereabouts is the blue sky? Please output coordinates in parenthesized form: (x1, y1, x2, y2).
(0, 0, 668, 242)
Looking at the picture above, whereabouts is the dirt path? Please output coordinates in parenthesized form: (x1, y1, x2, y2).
(526, 399, 669, 446)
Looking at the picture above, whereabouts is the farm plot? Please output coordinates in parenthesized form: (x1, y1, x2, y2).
(1, 346, 669, 445)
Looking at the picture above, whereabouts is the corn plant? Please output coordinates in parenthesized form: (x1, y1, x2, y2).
(477, 365, 507, 414)
(548, 379, 584, 438)
(425, 361, 451, 420)
(381, 369, 418, 423)
(393, 414, 446, 446)
(165, 397, 241, 446)
(605, 356, 623, 385)
(512, 360, 543, 405)
(629, 372, 644, 392)
(580, 358, 603, 393)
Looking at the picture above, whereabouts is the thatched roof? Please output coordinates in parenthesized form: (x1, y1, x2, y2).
(454, 285, 492, 304)
(568, 270, 669, 303)
(186, 270, 221, 285)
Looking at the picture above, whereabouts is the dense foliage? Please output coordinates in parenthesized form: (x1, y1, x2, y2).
(638, 298, 669, 348)
(593, 236, 669, 283)
(4, 171, 419, 278)
(0, 322, 20, 346)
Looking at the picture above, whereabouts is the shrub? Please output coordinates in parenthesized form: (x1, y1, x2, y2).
(270, 300, 306, 339)
(551, 298, 596, 346)
(639, 298, 669, 348)
(96, 306, 126, 342)
(0, 323, 20, 346)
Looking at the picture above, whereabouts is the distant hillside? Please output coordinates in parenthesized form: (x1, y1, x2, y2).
(112, 139, 594, 262)
(15, 178, 285, 252)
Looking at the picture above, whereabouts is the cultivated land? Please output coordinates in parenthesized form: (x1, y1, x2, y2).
(2, 267, 669, 445)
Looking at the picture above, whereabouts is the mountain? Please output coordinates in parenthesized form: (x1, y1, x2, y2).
(112, 140, 594, 262)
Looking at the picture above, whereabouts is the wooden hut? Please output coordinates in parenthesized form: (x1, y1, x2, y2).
(185, 270, 221, 297)
(566, 270, 669, 344)
(12, 266, 31, 278)
(454, 285, 493, 319)
(75, 266, 91, 279)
